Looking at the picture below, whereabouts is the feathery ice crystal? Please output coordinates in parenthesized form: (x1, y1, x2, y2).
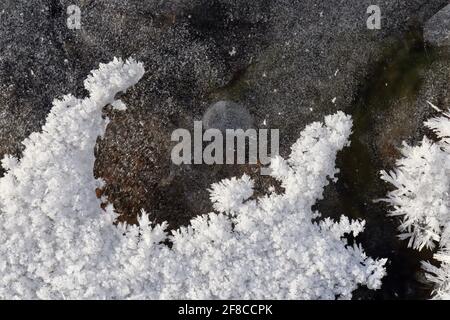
(381, 106, 450, 299)
(0, 58, 386, 299)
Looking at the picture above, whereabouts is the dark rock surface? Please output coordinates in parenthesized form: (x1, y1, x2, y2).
(316, 32, 450, 299)
(1, 0, 449, 299)
(424, 4, 450, 47)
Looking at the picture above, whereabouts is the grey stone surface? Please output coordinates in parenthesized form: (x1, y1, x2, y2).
(0, 0, 449, 299)
(424, 4, 450, 47)
(202, 100, 254, 132)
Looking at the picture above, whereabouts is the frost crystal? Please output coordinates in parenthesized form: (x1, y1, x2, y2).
(0, 58, 385, 299)
(381, 108, 450, 299)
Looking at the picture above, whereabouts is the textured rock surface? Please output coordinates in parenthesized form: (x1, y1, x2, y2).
(424, 4, 450, 47)
(202, 100, 254, 132)
(316, 36, 450, 299)
(0, 0, 449, 299)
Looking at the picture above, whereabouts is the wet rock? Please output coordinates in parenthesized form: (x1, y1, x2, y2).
(424, 4, 450, 47)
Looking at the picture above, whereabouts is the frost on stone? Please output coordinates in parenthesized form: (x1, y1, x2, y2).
(0, 58, 385, 299)
(381, 108, 450, 299)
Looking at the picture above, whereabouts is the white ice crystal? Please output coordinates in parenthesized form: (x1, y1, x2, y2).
(381, 107, 450, 299)
(0, 58, 386, 299)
